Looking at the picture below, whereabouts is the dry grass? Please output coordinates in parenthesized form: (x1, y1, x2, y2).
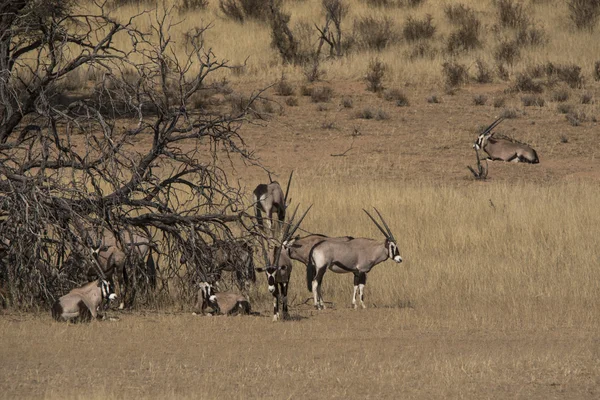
(76, 0, 600, 86)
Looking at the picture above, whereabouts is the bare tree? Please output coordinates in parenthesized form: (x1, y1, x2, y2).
(0, 2, 267, 309)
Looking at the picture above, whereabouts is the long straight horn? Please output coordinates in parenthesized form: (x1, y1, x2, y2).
(268, 172, 273, 183)
(286, 204, 312, 240)
(282, 204, 299, 240)
(373, 207, 396, 243)
(482, 117, 504, 136)
(259, 238, 270, 266)
(283, 170, 294, 208)
(363, 209, 389, 240)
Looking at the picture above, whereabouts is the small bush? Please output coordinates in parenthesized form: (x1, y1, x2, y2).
(515, 24, 547, 47)
(566, 111, 586, 126)
(551, 89, 569, 102)
(356, 108, 375, 119)
(285, 97, 299, 106)
(581, 93, 593, 104)
(500, 108, 518, 118)
(316, 104, 329, 112)
(473, 94, 487, 105)
(321, 120, 336, 129)
(427, 94, 440, 103)
(275, 76, 295, 96)
(497, 0, 530, 29)
(557, 103, 574, 114)
(353, 16, 399, 51)
(594, 61, 600, 81)
(219, 0, 271, 22)
(341, 97, 353, 108)
(300, 85, 314, 96)
(311, 86, 334, 102)
(560, 135, 569, 143)
(568, 0, 600, 31)
(493, 97, 506, 108)
(179, 0, 209, 12)
(497, 63, 510, 81)
(383, 88, 409, 105)
(494, 40, 520, 66)
(365, 59, 386, 92)
(446, 15, 482, 53)
(474, 59, 493, 83)
(553, 64, 583, 88)
(403, 14, 436, 41)
(375, 108, 390, 120)
(407, 42, 438, 59)
(444, 4, 476, 25)
(442, 61, 469, 87)
(521, 95, 545, 107)
(513, 73, 544, 93)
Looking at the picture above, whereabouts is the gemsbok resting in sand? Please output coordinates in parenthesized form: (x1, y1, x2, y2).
(52, 254, 117, 322)
(193, 281, 251, 316)
(473, 117, 539, 163)
(252, 171, 293, 234)
(308, 208, 403, 310)
(256, 204, 311, 321)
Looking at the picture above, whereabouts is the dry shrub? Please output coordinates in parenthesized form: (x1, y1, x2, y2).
(513, 73, 544, 93)
(285, 97, 299, 106)
(356, 107, 375, 119)
(275, 76, 295, 96)
(493, 97, 506, 108)
(316, 104, 329, 111)
(581, 93, 593, 104)
(444, 3, 476, 25)
(594, 61, 600, 81)
(496, 0, 530, 29)
(500, 108, 519, 118)
(427, 94, 440, 103)
(497, 63, 510, 81)
(311, 86, 334, 102)
(384, 88, 410, 106)
(557, 103, 574, 114)
(365, 59, 386, 92)
(403, 14, 436, 41)
(442, 61, 469, 87)
(219, 0, 271, 22)
(446, 13, 482, 53)
(566, 110, 586, 126)
(178, 0, 209, 12)
(407, 42, 438, 59)
(515, 24, 547, 47)
(474, 59, 493, 83)
(341, 97, 353, 108)
(548, 64, 583, 88)
(300, 85, 314, 96)
(473, 94, 487, 105)
(353, 16, 399, 50)
(521, 95, 545, 107)
(551, 89, 569, 102)
(494, 40, 520, 66)
(568, 0, 600, 31)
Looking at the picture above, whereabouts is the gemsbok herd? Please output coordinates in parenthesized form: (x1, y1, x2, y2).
(52, 117, 538, 322)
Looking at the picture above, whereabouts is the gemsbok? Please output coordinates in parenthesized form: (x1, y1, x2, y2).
(252, 171, 293, 234)
(308, 208, 403, 310)
(86, 228, 155, 310)
(256, 204, 311, 321)
(52, 254, 117, 322)
(473, 117, 539, 163)
(193, 281, 251, 316)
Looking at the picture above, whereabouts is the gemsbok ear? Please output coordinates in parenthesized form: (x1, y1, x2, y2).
(279, 265, 287, 271)
(255, 267, 265, 272)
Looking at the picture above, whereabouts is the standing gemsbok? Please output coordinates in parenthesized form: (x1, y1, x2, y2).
(473, 117, 539, 163)
(308, 208, 403, 310)
(255, 204, 311, 321)
(252, 171, 293, 234)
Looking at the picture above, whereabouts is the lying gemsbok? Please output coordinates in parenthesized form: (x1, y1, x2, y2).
(306, 208, 403, 310)
(473, 117, 539, 163)
(193, 281, 251, 316)
(52, 254, 117, 322)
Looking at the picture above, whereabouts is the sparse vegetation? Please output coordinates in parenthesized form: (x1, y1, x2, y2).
(566, 110, 587, 126)
(275, 75, 295, 96)
(285, 96, 299, 106)
(474, 59, 493, 83)
(500, 108, 519, 118)
(473, 94, 487, 106)
(446, 11, 482, 53)
(551, 89, 569, 102)
(442, 61, 469, 87)
(581, 93, 593, 104)
(353, 16, 399, 50)
(365, 59, 386, 92)
(383, 88, 409, 106)
(557, 103, 574, 114)
(568, 0, 600, 31)
(513, 73, 544, 93)
(493, 97, 506, 108)
(494, 40, 520, 66)
(311, 86, 334, 102)
(521, 95, 545, 107)
(341, 97, 353, 108)
(496, 0, 530, 29)
(356, 107, 389, 120)
(427, 94, 440, 103)
(402, 14, 436, 41)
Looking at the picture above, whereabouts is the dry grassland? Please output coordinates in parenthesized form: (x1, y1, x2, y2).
(3, 1, 600, 398)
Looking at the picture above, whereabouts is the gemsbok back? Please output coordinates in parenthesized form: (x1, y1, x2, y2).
(473, 117, 539, 163)
(252, 171, 293, 234)
(308, 208, 403, 310)
(52, 254, 117, 322)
